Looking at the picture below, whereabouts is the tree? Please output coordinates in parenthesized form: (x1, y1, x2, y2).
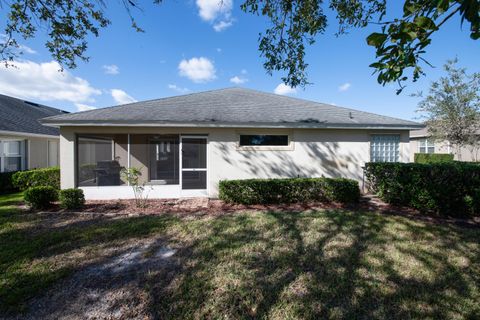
(416, 59, 480, 160)
(1, 1, 479, 90)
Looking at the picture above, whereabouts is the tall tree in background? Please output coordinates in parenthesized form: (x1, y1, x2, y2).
(416, 59, 480, 160)
(1, 0, 479, 91)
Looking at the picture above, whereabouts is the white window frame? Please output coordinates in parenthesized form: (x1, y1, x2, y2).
(418, 138, 435, 154)
(236, 131, 294, 151)
(370, 134, 400, 162)
(0, 139, 25, 172)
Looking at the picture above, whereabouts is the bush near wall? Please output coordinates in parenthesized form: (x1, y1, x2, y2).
(414, 153, 454, 163)
(219, 177, 360, 205)
(0, 171, 18, 194)
(365, 162, 480, 216)
(59, 188, 85, 210)
(24, 186, 58, 210)
(12, 167, 60, 191)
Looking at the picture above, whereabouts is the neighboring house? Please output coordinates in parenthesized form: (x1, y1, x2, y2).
(410, 127, 480, 162)
(0, 94, 68, 172)
(41, 88, 422, 199)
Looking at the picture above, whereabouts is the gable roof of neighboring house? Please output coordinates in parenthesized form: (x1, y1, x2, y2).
(42, 87, 423, 129)
(0, 94, 68, 137)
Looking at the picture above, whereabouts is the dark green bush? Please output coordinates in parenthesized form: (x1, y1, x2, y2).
(414, 153, 454, 163)
(12, 167, 60, 191)
(365, 162, 480, 216)
(219, 177, 360, 205)
(24, 186, 58, 210)
(0, 171, 18, 194)
(59, 188, 85, 210)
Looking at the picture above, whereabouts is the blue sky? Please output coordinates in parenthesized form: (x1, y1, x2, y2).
(0, 1, 479, 121)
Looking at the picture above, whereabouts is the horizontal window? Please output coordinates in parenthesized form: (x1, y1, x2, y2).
(239, 135, 289, 146)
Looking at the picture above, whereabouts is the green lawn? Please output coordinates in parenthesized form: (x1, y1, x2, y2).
(1, 192, 479, 319)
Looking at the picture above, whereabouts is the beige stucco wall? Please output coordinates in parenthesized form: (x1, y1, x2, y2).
(410, 138, 479, 162)
(0, 133, 59, 170)
(59, 126, 410, 197)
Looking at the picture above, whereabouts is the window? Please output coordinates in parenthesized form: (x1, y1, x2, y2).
(239, 135, 289, 146)
(0, 140, 24, 172)
(370, 135, 400, 162)
(418, 138, 435, 154)
(48, 140, 59, 167)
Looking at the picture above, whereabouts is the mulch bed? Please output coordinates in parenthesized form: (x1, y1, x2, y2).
(30, 196, 480, 228)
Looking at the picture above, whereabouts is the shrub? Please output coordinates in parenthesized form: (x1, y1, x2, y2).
(59, 188, 85, 210)
(24, 186, 58, 210)
(365, 162, 480, 216)
(12, 167, 60, 191)
(414, 153, 454, 163)
(219, 177, 360, 205)
(0, 171, 18, 194)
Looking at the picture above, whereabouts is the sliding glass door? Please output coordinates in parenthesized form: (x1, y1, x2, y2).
(181, 137, 207, 190)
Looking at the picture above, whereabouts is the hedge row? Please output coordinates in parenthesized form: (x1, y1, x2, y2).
(219, 177, 360, 205)
(12, 167, 60, 190)
(0, 171, 18, 194)
(414, 153, 454, 163)
(365, 162, 480, 216)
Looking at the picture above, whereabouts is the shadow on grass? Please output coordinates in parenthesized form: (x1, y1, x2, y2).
(0, 213, 179, 314)
(1, 205, 479, 319)
(147, 210, 480, 319)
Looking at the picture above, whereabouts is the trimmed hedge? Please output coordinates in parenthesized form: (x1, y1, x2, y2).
(414, 153, 454, 163)
(365, 162, 480, 216)
(12, 167, 60, 191)
(24, 186, 58, 210)
(59, 188, 85, 209)
(219, 177, 360, 205)
(0, 171, 18, 194)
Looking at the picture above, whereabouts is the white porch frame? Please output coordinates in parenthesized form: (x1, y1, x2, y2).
(78, 133, 209, 199)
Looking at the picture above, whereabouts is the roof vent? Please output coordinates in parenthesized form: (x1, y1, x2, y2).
(349, 112, 354, 119)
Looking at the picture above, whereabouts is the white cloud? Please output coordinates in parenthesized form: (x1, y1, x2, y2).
(338, 82, 351, 92)
(0, 34, 36, 54)
(241, 69, 247, 75)
(230, 76, 248, 84)
(110, 89, 137, 105)
(178, 57, 216, 83)
(0, 60, 101, 103)
(213, 20, 233, 32)
(102, 64, 119, 75)
(75, 103, 97, 111)
(274, 83, 297, 95)
(168, 84, 190, 93)
(196, 0, 234, 31)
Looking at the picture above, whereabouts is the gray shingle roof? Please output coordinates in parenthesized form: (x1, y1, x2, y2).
(42, 88, 422, 129)
(0, 94, 68, 136)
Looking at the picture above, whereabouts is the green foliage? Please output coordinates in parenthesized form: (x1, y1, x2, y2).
(365, 162, 480, 216)
(12, 167, 60, 191)
(414, 153, 454, 163)
(415, 59, 480, 153)
(219, 177, 360, 205)
(24, 186, 58, 210)
(121, 167, 150, 208)
(0, 172, 18, 195)
(59, 189, 85, 210)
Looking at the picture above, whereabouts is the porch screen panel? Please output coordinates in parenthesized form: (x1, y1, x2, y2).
(148, 135, 179, 185)
(77, 135, 128, 187)
(370, 135, 400, 162)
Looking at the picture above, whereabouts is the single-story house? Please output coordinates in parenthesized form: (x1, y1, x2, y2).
(410, 127, 480, 162)
(41, 88, 423, 199)
(0, 94, 68, 173)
